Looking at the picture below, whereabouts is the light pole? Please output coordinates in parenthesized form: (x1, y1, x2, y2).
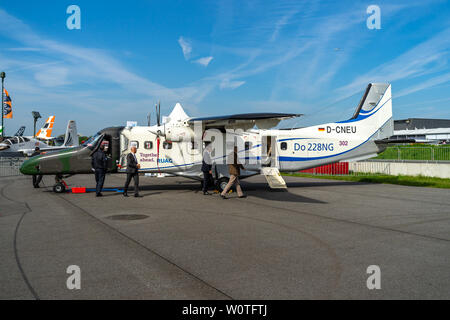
(32, 111, 41, 137)
(1, 71, 5, 137)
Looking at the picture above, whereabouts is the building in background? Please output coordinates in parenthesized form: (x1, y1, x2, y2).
(391, 118, 450, 144)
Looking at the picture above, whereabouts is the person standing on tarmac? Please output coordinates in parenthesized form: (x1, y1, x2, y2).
(123, 146, 141, 197)
(201, 142, 213, 195)
(91, 143, 108, 197)
(32, 147, 43, 188)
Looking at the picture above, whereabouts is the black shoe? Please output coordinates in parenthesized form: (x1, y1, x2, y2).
(203, 191, 211, 195)
(220, 194, 228, 199)
(238, 195, 247, 199)
(123, 193, 129, 197)
(96, 193, 103, 197)
(134, 194, 143, 198)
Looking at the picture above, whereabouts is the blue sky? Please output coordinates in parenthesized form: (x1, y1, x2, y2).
(1, 0, 450, 136)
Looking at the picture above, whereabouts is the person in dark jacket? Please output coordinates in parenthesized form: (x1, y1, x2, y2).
(32, 147, 43, 188)
(201, 142, 213, 195)
(123, 146, 141, 197)
(91, 144, 108, 197)
(220, 146, 246, 199)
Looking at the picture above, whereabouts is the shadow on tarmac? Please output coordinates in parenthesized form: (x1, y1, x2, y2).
(40, 177, 369, 204)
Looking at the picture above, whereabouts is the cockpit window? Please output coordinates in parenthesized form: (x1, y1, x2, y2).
(8, 138, 19, 145)
(82, 132, 104, 150)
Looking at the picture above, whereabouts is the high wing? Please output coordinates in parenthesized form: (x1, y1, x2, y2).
(187, 112, 302, 130)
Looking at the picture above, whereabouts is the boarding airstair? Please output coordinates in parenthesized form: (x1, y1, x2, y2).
(261, 167, 287, 189)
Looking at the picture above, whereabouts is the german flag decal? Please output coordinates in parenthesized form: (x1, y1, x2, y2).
(318, 127, 325, 132)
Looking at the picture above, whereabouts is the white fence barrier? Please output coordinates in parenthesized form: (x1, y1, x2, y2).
(350, 160, 450, 179)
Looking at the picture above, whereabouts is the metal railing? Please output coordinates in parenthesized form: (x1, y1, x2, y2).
(0, 157, 26, 177)
(374, 146, 450, 161)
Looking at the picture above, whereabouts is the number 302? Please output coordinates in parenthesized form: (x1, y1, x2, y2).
(339, 141, 348, 146)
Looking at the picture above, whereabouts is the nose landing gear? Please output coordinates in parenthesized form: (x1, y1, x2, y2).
(53, 174, 69, 193)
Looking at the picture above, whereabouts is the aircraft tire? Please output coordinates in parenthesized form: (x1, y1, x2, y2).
(216, 177, 230, 193)
(53, 183, 66, 193)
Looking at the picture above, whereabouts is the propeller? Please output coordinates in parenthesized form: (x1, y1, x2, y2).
(154, 101, 162, 173)
(156, 101, 161, 127)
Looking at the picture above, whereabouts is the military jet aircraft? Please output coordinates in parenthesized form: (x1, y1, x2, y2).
(21, 83, 399, 193)
(0, 119, 79, 156)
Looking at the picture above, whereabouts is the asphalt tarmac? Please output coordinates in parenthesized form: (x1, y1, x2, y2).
(1, 174, 449, 299)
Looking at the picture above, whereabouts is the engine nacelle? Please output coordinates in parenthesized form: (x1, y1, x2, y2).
(164, 125, 194, 142)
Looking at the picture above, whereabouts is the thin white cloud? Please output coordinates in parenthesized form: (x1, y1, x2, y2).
(336, 27, 450, 99)
(220, 79, 245, 90)
(0, 9, 224, 135)
(0, 9, 214, 103)
(193, 56, 213, 67)
(178, 36, 192, 60)
(5, 47, 42, 52)
(34, 66, 70, 87)
(269, 9, 299, 42)
(396, 73, 450, 98)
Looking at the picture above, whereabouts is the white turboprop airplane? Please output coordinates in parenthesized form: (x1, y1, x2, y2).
(22, 83, 406, 193)
(0, 119, 79, 156)
(114, 83, 398, 190)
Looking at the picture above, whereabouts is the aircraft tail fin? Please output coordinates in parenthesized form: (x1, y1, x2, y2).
(352, 83, 392, 119)
(62, 120, 79, 147)
(342, 83, 393, 140)
(36, 116, 55, 140)
(14, 126, 25, 137)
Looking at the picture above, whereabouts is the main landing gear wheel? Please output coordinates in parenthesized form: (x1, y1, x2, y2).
(216, 177, 230, 193)
(53, 183, 66, 193)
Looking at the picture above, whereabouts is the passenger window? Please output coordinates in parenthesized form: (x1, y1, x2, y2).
(163, 141, 172, 149)
(245, 142, 252, 150)
(281, 142, 287, 150)
(144, 141, 153, 149)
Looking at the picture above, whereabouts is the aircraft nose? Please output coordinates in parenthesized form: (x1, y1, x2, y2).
(20, 158, 39, 175)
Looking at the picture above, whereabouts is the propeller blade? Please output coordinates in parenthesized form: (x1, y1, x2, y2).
(155, 103, 160, 127)
(158, 101, 161, 127)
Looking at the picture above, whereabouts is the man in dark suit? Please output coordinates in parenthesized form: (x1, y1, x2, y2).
(201, 142, 213, 195)
(124, 146, 141, 197)
(91, 144, 108, 197)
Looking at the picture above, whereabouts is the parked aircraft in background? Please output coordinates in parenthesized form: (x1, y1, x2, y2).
(20, 83, 401, 193)
(0, 120, 79, 156)
(14, 126, 26, 137)
(36, 116, 55, 140)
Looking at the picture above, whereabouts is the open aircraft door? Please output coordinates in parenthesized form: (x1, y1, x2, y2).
(119, 132, 130, 171)
(261, 135, 278, 168)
